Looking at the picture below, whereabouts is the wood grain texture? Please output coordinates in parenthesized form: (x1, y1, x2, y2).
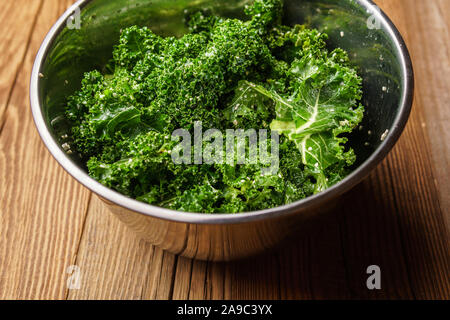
(399, 0, 450, 227)
(0, 0, 42, 130)
(0, 0, 91, 300)
(0, 0, 448, 300)
(66, 196, 176, 300)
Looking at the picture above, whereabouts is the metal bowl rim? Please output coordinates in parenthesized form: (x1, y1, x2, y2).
(30, 0, 414, 225)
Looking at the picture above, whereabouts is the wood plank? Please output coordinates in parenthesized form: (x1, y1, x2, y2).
(378, 0, 449, 297)
(337, 167, 418, 299)
(337, 116, 449, 298)
(399, 0, 450, 226)
(0, 0, 43, 130)
(0, 0, 91, 299)
(220, 215, 350, 300)
(67, 195, 177, 300)
(173, 216, 350, 300)
(172, 257, 194, 300)
(204, 262, 225, 300)
(141, 249, 178, 299)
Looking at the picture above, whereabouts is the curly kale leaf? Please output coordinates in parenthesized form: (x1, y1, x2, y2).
(273, 51, 363, 192)
(87, 131, 175, 197)
(245, 0, 283, 31)
(66, 67, 148, 158)
(66, 0, 365, 213)
(186, 10, 220, 35)
(240, 49, 363, 193)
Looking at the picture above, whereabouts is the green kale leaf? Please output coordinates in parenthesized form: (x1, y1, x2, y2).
(255, 49, 363, 193)
(65, 0, 365, 213)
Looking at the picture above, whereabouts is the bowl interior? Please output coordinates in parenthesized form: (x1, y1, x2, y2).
(36, 0, 408, 210)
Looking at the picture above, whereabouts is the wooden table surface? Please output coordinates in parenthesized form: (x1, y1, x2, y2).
(0, 0, 448, 300)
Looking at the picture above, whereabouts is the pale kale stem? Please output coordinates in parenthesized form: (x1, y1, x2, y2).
(294, 89, 321, 135)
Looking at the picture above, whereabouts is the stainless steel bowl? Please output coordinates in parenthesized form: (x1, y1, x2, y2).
(30, 0, 414, 261)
